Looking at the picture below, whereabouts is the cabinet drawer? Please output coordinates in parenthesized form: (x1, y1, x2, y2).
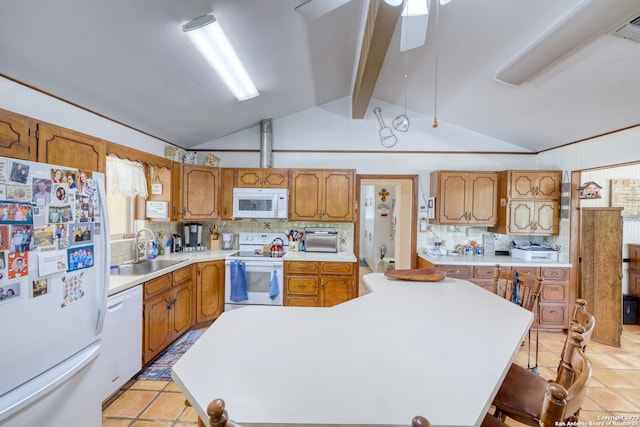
(437, 265, 472, 278)
(286, 276, 319, 294)
(145, 274, 172, 299)
(173, 265, 193, 284)
(285, 261, 319, 275)
(474, 265, 499, 279)
(320, 262, 354, 275)
(538, 305, 566, 325)
(285, 296, 318, 307)
(540, 284, 566, 303)
(540, 267, 568, 281)
(511, 267, 539, 277)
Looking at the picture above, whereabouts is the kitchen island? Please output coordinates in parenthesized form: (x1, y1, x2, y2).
(171, 273, 533, 427)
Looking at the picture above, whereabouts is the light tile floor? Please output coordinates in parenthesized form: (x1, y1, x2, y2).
(102, 273, 640, 426)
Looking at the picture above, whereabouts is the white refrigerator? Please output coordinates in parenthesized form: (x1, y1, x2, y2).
(0, 156, 109, 427)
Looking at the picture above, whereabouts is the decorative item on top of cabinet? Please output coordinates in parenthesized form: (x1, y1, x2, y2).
(0, 108, 36, 161)
(236, 168, 289, 188)
(429, 171, 498, 225)
(195, 261, 224, 325)
(628, 244, 640, 297)
(37, 121, 106, 172)
(172, 163, 220, 220)
(489, 170, 562, 236)
(289, 169, 356, 222)
(143, 265, 194, 365)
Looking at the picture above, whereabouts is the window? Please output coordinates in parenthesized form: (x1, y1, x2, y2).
(106, 155, 148, 239)
(107, 193, 134, 238)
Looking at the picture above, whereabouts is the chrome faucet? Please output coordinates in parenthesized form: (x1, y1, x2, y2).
(134, 228, 158, 263)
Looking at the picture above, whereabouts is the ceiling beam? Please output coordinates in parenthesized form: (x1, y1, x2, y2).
(352, 0, 405, 119)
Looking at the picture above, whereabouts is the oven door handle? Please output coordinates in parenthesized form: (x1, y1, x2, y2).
(241, 261, 283, 268)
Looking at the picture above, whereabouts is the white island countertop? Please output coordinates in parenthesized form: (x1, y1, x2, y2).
(172, 273, 533, 427)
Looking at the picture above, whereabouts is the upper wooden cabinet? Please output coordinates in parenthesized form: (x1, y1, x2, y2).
(509, 171, 562, 200)
(429, 171, 498, 225)
(0, 108, 36, 161)
(489, 170, 562, 235)
(172, 164, 220, 221)
(219, 168, 235, 220)
(289, 169, 355, 222)
(236, 168, 288, 188)
(37, 122, 106, 172)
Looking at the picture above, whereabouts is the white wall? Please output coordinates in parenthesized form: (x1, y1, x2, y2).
(0, 77, 168, 156)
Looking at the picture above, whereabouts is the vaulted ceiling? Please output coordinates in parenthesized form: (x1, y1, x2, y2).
(1, 0, 639, 153)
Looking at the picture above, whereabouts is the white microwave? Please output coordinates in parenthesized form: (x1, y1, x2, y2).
(233, 188, 288, 219)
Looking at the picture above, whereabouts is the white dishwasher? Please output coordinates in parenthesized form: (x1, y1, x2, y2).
(97, 285, 143, 402)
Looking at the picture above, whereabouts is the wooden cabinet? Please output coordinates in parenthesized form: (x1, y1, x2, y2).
(580, 207, 623, 346)
(509, 171, 562, 200)
(236, 168, 288, 188)
(432, 261, 570, 330)
(219, 168, 235, 220)
(507, 200, 559, 235)
(489, 170, 562, 236)
(284, 261, 356, 307)
(0, 108, 36, 160)
(429, 171, 498, 225)
(37, 122, 106, 172)
(284, 261, 320, 307)
(172, 164, 220, 220)
(195, 260, 225, 324)
(290, 169, 355, 222)
(628, 244, 640, 297)
(143, 265, 194, 365)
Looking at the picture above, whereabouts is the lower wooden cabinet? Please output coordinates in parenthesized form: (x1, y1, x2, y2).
(143, 265, 194, 365)
(195, 260, 225, 323)
(432, 262, 570, 330)
(285, 261, 356, 307)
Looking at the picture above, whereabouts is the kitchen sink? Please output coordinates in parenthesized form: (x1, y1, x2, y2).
(110, 259, 186, 276)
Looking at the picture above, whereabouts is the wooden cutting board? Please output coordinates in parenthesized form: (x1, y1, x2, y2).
(384, 268, 446, 282)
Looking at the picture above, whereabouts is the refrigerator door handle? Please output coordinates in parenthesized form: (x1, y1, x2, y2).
(93, 173, 111, 336)
(0, 340, 101, 422)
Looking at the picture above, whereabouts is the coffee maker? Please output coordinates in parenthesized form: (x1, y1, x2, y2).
(184, 223, 203, 251)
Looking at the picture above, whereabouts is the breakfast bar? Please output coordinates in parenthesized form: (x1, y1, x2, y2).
(172, 273, 533, 427)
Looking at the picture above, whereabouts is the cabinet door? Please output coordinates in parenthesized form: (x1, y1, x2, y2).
(143, 292, 173, 364)
(508, 200, 558, 235)
(196, 261, 224, 323)
(181, 165, 220, 220)
(262, 169, 289, 188)
(467, 173, 497, 225)
(219, 168, 235, 220)
(533, 201, 559, 235)
(438, 173, 468, 223)
(236, 169, 262, 187)
(0, 109, 36, 161)
(37, 123, 105, 172)
(628, 271, 640, 297)
(320, 276, 354, 307)
(629, 245, 640, 271)
(290, 169, 323, 221)
(322, 170, 354, 221)
(172, 282, 193, 337)
(510, 171, 562, 200)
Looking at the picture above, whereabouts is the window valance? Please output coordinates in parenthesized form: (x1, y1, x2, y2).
(106, 154, 148, 198)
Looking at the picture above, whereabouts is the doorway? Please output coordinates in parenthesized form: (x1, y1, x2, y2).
(355, 175, 418, 287)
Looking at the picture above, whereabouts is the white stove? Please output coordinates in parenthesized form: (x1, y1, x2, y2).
(224, 232, 288, 311)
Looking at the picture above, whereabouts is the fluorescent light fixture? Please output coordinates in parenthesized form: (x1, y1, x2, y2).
(384, 0, 403, 6)
(400, 0, 428, 51)
(183, 14, 259, 101)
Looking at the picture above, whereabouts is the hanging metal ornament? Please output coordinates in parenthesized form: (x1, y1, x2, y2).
(374, 107, 398, 148)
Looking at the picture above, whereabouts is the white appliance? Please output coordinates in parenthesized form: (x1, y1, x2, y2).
(232, 188, 288, 219)
(96, 285, 142, 402)
(0, 156, 110, 427)
(511, 247, 559, 261)
(224, 232, 287, 311)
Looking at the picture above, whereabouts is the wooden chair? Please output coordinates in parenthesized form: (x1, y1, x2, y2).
(494, 264, 544, 372)
(186, 398, 243, 427)
(492, 332, 593, 426)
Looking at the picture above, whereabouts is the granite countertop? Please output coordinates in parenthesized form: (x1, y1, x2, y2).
(109, 250, 357, 295)
(418, 252, 572, 268)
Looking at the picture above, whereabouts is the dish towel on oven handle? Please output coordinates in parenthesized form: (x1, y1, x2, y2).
(230, 259, 248, 302)
(269, 270, 279, 300)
